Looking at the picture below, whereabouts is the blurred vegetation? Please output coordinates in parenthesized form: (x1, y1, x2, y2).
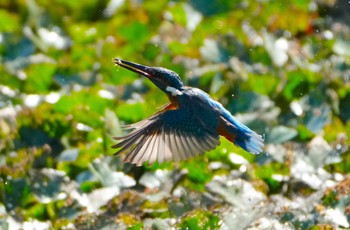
(0, 0, 350, 229)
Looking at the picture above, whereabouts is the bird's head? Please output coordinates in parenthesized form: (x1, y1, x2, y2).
(114, 58, 184, 95)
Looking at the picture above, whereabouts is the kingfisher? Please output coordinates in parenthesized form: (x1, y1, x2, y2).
(113, 58, 264, 166)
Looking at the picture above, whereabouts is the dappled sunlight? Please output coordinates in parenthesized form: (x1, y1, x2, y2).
(0, 0, 349, 229)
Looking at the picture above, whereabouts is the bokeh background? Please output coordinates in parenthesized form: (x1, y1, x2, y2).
(1, 0, 350, 229)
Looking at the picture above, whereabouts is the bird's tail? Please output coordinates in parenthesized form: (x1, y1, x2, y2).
(220, 115, 264, 154)
(233, 129, 264, 154)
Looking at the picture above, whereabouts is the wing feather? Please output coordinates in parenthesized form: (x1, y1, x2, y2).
(158, 127, 166, 163)
(113, 102, 220, 165)
(149, 135, 157, 164)
(172, 130, 186, 160)
(131, 132, 155, 165)
(164, 132, 173, 162)
(179, 133, 194, 158)
(189, 135, 207, 155)
(142, 132, 157, 164)
(185, 134, 202, 157)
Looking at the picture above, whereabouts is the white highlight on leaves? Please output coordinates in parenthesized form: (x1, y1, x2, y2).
(183, 3, 202, 32)
(45, 92, 60, 104)
(24, 94, 42, 108)
(98, 89, 114, 99)
(76, 123, 93, 132)
(0, 86, 16, 97)
(38, 27, 70, 50)
(229, 153, 249, 165)
(290, 100, 303, 116)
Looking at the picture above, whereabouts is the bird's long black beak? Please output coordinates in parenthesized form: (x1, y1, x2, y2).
(114, 58, 152, 78)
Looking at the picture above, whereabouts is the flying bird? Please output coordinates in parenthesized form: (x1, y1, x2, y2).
(113, 58, 264, 166)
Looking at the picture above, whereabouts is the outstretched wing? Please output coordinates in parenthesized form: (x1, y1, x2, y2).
(113, 104, 220, 166)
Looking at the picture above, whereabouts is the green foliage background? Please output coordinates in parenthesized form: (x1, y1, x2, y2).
(0, 0, 349, 229)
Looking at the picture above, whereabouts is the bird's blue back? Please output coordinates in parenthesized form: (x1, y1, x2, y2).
(178, 87, 263, 154)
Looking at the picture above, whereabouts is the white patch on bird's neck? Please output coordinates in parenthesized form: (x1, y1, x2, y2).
(166, 86, 183, 96)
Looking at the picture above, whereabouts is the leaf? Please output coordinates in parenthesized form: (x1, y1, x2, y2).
(57, 148, 79, 162)
(263, 32, 288, 67)
(207, 177, 266, 229)
(4, 178, 31, 211)
(333, 38, 350, 57)
(89, 157, 136, 188)
(283, 71, 312, 100)
(189, 0, 240, 16)
(29, 168, 70, 203)
(0, 10, 20, 32)
(339, 92, 350, 123)
(168, 3, 187, 27)
(139, 169, 171, 190)
(179, 209, 220, 230)
(266, 126, 298, 144)
(118, 22, 149, 44)
(228, 91, 263, 113)
(25, 64, 56, 94)
(308, 136, 341, 169)
(115, 102, 149, 123)
(304, 105, 331, 133)
(81, 186, 121, 213)
(18, 126, 51, 147)
(181, 160, 211, 190)
(200, 39, 222, 63)
(206, 177, 266, 207)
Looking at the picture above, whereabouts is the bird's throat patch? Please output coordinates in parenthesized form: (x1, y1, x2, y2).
(166, 86, 183, 96)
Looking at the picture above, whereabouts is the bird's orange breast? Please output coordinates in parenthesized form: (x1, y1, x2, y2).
(217, 119, 237, 142)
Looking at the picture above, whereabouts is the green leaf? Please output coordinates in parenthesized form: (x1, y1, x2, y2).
(283, 72, 311, 100)
(118, 22, 149, 43)
(115, 102, 149, 123)
(4, 178, 31, 211)
(25, 64, 56, 93)
(0, 10, 19, 32)
(180, 160, 212, 190)
(179, 209, 220, 230)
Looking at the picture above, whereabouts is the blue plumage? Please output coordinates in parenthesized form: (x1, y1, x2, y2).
(211, 98, 263, 154)
(113, 58, 264, 165)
